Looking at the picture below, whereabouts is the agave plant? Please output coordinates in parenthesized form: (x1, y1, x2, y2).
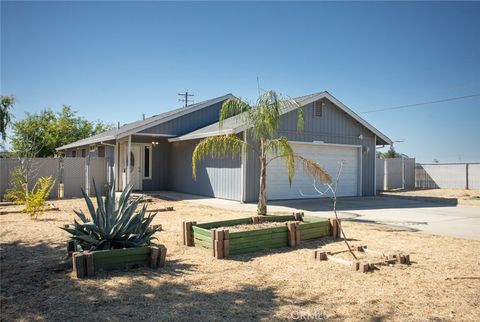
(61, 180, 160, 251)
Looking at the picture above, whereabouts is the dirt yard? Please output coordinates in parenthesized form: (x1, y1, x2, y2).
(382, 188, 480, 206)
(1, 197, 479, 321)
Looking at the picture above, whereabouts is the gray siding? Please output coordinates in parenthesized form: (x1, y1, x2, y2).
(132, 136, 170, 191)
(244, 99, 377, 201)
(140, 101, 225, 136)
(169, 140, 242, 200)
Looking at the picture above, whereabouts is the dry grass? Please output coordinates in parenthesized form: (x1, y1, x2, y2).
(226, 221, 291, 232)
(383, 188, 480, 206)
(1, 197, 480, 321)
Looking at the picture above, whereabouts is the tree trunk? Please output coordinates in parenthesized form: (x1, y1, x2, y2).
(257, 140, 267, 215)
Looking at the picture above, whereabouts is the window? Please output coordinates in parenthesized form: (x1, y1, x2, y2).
(71, 150, 76, 157)
(97, 146, 105, 157)
(314, 100, 323, 117)
(81, 149, 86, 157)
(143, 145, 151, 179)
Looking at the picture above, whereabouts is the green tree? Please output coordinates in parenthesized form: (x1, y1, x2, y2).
(376, 146, 402, 159)
(11, 105, 113, 157)
(1, 95, 15, 143)
(192, 90, 330, 216)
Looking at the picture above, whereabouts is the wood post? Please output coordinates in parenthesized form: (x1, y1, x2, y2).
(293, 212, 304, 221)
(287, 221, 301, 247)
(182, 221, 194, 246)
(67, 240, 77, 256)
(329, 218, 341, 239)
(158, 245, 167, 267)
(212, 228, 229, 259)
(73, 252, 86, 278)
(214, 229, 224, 259)
(223, 229, 230, 257)
(85, 252, 94, 276)
(149, 246, 160, 269)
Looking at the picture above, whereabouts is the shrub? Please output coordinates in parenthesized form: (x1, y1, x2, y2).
(3, 167, 27, 204)
(4, 167, 55, 218)
(24, 176, 56, 218)
(61, 180, 161, 251)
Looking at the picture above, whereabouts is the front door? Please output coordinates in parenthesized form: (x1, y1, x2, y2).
(124, 144, 142, 190)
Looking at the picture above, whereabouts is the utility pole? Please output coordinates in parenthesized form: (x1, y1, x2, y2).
(178, 90, 194, 107)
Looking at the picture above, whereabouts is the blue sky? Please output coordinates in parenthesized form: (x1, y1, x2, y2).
(1, 1, 479, 162)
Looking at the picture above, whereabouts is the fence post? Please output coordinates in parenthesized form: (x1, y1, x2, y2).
(466, 163, 469, 190)
(383, 159, 388, 190)
(85, 156, 90, 196)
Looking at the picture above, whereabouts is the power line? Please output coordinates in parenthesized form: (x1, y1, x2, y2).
(358, 93, 480, 114)
(178, 90, 194, 107)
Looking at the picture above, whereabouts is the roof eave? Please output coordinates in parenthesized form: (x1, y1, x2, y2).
(56, 135, 116, 151)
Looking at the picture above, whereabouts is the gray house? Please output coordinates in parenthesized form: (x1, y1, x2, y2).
(57, 91, 391, 202)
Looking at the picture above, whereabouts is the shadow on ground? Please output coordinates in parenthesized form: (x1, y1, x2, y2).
(0, 241, 281, 321)
(226, 235, 361, 262)
(266, 195, 457, 212)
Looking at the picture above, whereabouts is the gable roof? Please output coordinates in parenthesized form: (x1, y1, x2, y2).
(56, 94, 234, 150)
(169, 91, 392, 145)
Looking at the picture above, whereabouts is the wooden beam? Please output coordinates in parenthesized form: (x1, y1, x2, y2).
(149, 246, 160, 269)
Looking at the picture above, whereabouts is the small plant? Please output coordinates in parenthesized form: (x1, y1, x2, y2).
(3, 167, 27, 204)
(4, 166, 55, 218)
(61, 180, 161, 251)
(24, 176, 55, 218)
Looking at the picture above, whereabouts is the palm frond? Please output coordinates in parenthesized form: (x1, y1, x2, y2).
(266, 137, 295, 185)
(282, 97, 303, 133)
(219, 98, 251, 128)
(191, 135, 245, 179)
(294, 154, 332, 184)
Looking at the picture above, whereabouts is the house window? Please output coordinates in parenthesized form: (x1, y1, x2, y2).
(81, 149, 86, 157)
(314, 100, 323, 117)
(143, 145, 152, 179)
(97, 146, 105, 157)
(71, 150, 76, 157)
(89, 145, 96, 152)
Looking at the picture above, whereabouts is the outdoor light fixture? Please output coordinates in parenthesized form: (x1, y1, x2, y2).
(151, 141, 159, 146)
(358, 134, 364, 140)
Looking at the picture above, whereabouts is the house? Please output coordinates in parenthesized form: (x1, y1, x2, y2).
(56, 92, 392, 202)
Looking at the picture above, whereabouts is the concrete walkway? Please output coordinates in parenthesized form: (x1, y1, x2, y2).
(151, 191, 480, 240)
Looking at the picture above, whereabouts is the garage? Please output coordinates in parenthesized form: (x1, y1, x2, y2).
(266, 142, 361, 200)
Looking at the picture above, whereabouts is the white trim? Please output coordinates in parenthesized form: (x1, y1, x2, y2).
(358, 147, 363, 196)
(56, 135, 116, 150)
(127, 136, 131, 186)
(240, 131, 247, 203)
(101, 141, 116, 147)
(373, 135, 377, 196)
(114, 141, 119, 190)
(289, 140, 362, 149)
(127, 133, 177, 138)
(142, 144, 153, 180)
(117, 94, 234, 139)
(168, 129, 234, 142)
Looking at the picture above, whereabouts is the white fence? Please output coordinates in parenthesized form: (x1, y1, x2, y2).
(0, 157, 108, 201)
(415, 163, 480, 190)
(376, 158, 416, 191)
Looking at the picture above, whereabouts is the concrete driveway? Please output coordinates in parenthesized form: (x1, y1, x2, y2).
(154, 191, 480, 240)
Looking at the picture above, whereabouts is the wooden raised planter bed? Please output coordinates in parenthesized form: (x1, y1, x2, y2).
(183, 213, 340, 258)
(70, 245, 167, 278)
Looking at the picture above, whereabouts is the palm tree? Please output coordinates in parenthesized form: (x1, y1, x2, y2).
(1, 95, 15, 142)
(192, 90, 331, 215)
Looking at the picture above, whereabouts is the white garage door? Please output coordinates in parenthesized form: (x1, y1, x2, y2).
(267, 142, 361, 200)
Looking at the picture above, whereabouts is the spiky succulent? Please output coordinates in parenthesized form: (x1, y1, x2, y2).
(61, 180, 160, 251)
